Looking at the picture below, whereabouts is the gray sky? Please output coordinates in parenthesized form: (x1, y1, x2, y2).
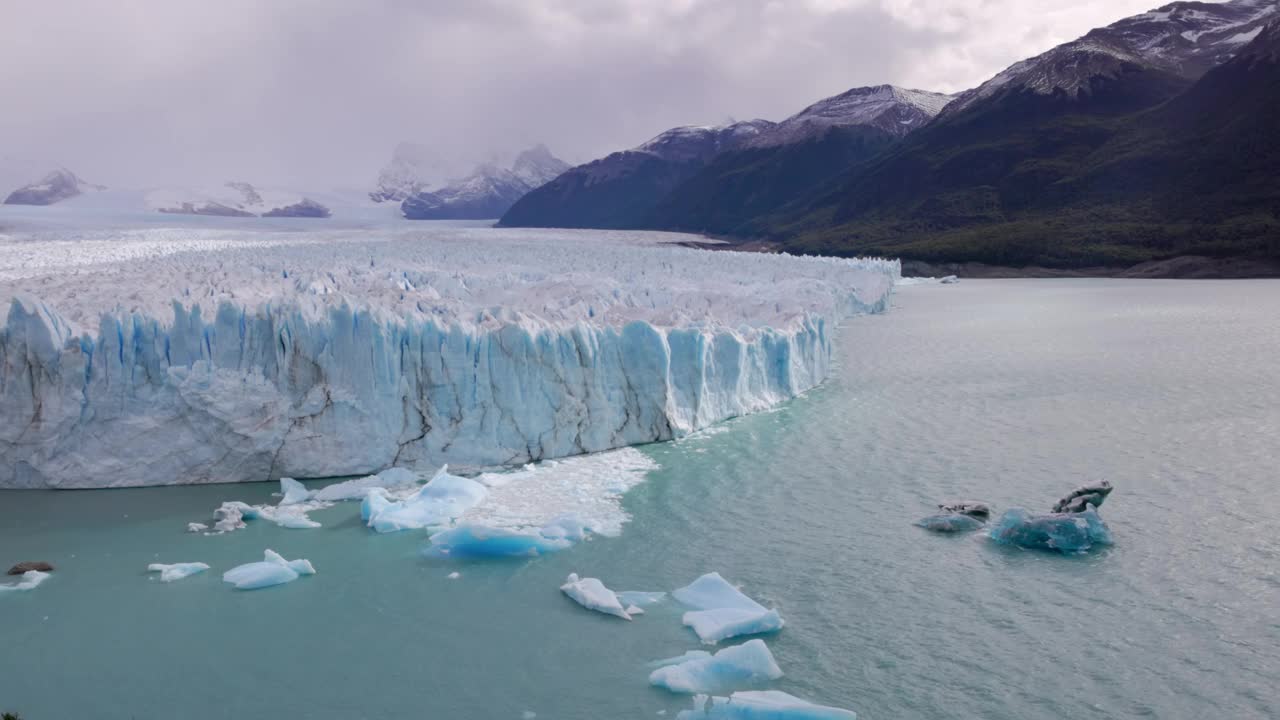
(0, 0, 1169, 190)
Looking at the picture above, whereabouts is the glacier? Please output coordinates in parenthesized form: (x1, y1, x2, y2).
(0, 224, 896, 488)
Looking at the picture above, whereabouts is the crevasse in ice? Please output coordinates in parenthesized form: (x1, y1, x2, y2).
(0, 228, 896, 488)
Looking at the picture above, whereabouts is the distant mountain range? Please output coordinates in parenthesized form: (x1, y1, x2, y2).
(501, 0, 1280, 274)
(3, 168, 103, 205)
(400, 144, 568, 220)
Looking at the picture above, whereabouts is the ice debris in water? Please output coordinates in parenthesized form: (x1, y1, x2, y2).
(915, 500, 991, 533)
(0, 570, 51, 594)
(147, 562, 210, 582)
(365, 465, 488, 533)
(222, 549, 316, 590)
(673, 573, 784, 644)
(187, 522, 209, 533)
(311, 467, 418, 502)
(988, 507, 1113, 554)
(279, 477, 312, 505)
(561, 573, 633, 620)
(649, 639, 783, 694)
(1052, 480, 1113, 514)
(425, 522, 575, 558)
(677, 691, 857, 719)
(618, 590, 667, 608)
(915, 513, 986, 533)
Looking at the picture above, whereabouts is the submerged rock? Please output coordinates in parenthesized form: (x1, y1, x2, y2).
(7, 561, 54, 575)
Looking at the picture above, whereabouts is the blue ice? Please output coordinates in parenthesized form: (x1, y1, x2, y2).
(648, 639, 783, 694)
(674, 572, 785, 644)
(222, 549, 316, 590)
(988, 508, 1113, 553)
(424, 523, 573, 558)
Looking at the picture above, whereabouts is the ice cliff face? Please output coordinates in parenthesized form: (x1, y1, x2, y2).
(0, 226, 896, 488)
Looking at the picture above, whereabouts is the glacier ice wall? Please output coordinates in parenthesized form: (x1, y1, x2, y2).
(0, 226, 896, 488)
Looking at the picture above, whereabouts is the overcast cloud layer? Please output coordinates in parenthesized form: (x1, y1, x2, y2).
(1, 0, 1176, 190)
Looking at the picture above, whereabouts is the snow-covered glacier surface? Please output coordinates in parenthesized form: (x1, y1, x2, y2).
(0, 223, 896, 488)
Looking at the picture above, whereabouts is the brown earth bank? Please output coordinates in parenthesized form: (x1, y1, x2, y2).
(672, 238, 1280, 279)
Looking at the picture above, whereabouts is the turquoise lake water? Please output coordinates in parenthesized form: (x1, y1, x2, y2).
(2, 279, 1278, 719)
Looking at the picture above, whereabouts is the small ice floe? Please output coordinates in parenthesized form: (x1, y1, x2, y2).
(147, 562, 210, 583)
(222, 550, 316, 590)
(278, 477, 313, 505)
(988, 507, 1113, 554)
(648, 639, 782, 694)
(311, 467, 417, 502)
(447, 572, 461, 580)
(424, 523, 572, 558)
(561, 573, 632, 620)
(673, 573, 784, 645)
(676, 690, 857, 719)
(0, 570, 51, 594)
(915, 500, 992, 533)
(365, 466, 488, 534)
(187, 522, 209, 533)
(1052, 480, 1113, 514)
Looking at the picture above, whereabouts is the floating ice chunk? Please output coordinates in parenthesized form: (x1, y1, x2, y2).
(936, 501, 990, 518)
(561, 573, 632, 620)
(447, 572, 461, 579)
(279, 477, 313, 505)
(222, 549, 316, 590)
(618, 590, 667, 608)
(677, 691, 857, 719)
(362, 487, 393, 523)
(915, 513, 985, 533)
(274, 512, 321, 529)
(650, 650, 713, 669)
(627, 605, 644, 615)
(684, 608, 786, 645)
(187, 522, 209, 533)
(425, 523, 573, 558)
(939, 275, 959, 284)
(539, 514, 589, 542)
(312, 467, 419, 502)
(988, 507, 1113, 553)
(648, 639, 783, 694)
(1052, 481, 1113, 514)
(0, 570, 50, 593)
(367, 466, 488, 533)
(673, 573, 784, 644)
(147, 562, 210, 582)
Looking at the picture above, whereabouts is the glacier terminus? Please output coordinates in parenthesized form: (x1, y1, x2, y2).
(0, 224, 896, 488)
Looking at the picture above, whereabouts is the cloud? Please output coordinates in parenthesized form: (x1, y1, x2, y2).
(0, 0, 1171, 189)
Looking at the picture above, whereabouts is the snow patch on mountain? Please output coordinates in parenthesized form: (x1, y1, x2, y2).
(4, 169, 104, 206)
(146, 183, 330, 219)
(401, 145, 568, 220)
(945, 0, 1280, 115)
(747, 85, 953, 147)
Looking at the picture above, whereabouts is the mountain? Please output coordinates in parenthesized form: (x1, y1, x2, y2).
(401, 144, 569, 220)
(645, 86, 952, 235)
(4, 168, 103, 205)
(772, 0, 1280, 269)
(369, 142, 461, 203)
(498, 121, 774, 229)
(149, 182, 331, 218)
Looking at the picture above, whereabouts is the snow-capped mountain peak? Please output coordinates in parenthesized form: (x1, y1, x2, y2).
(3, 168, 104, 206)
(747, 85, 953, 147)
(511, 143, 571, 187)
(944, 0, 1280, 116)
(634, 120, 776, 162)
(401, 144, 569, 220)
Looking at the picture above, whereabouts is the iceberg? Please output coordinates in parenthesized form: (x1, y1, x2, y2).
(0, 227, 896, 489)
(366, 466, 488, 533)
(560, 573, 632, 620)
(425, 523, 573, 558)
(988, 507, 1113, 553)
(677, 691, 857, 719)
(278, 477, 313, 505)
(648, 639, 783, 694)
(673, 573, 785, 644)
(222, 549, 316, 590)
(147, 562, 210, 582)
(0, 570, 51, 594)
